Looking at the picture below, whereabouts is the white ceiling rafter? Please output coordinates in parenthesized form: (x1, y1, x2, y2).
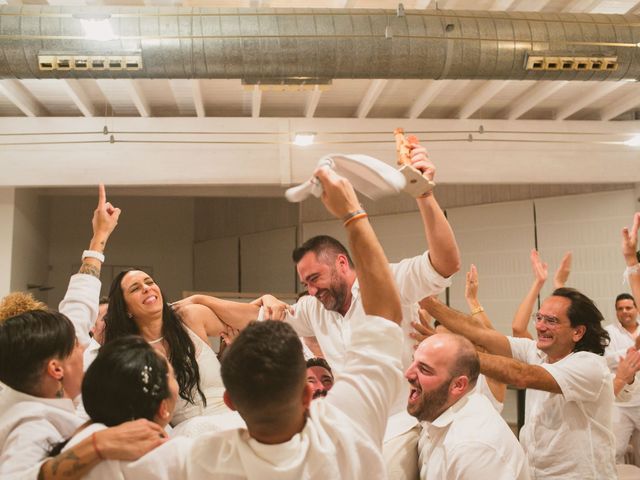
(252, 85, 262, 118)
(304, 85, 322, 118)
(123, 80, 152, 117)
(554, 82, 627, 121)
(626, 1, 640, 14)
(489, 0, 518, 10)
(0, 80, 46, 117)
(61, 80, 97, 117)
(355, 79, 388, 119)
(406, 80, 449, 119)
(191, 79, 205, 118)
(599, 90, 640, 121)
(455, 80, 509, 119)
(562, 0, 604, 12)
(501, 81, 568, 120)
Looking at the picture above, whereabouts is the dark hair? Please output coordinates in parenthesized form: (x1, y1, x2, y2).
(292, 235, 354, 268)
(306, 357, 333, 376)
(0, 310, 76, 395)
(221, 321, 306, 412)
(552, 288, 610, 356)
(616, 293, 636, 307)
(433, 319, 441, 328)
(83, 336, 170, 426)
(105, 270, 205, 406)
(99, 296, 110, 305)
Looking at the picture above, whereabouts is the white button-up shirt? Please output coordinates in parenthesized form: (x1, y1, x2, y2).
(0, 387, 83, 480)
(418, 392, 529, 480)
(124, 314, 405, 480)
(605, 319, 640, 407)
(508, 337, 616, 480)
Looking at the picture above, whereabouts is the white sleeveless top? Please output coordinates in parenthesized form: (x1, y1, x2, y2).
(171, 327, 229, 425)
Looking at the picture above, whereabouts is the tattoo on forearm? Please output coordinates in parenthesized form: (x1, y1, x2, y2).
(41, 451, 90, 480)
(78, 263, 101, 279)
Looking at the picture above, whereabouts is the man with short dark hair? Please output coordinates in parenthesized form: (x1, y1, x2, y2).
(422, 287, 616, 479)
(406, 333, 528, 479)
(306, 357, 334, 399)
(605, 292, 640, 463)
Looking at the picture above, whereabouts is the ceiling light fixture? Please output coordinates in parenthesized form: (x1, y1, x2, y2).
(293, 132, 316, 146)
(624, 134, 640, 147)
(74, 14, 115, 41)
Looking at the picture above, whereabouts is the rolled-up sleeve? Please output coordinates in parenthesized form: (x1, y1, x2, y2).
(390, 251, 452, 305)
(58, 273, 100, 346)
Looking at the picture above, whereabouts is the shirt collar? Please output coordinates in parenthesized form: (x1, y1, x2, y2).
(0, 384, 77, 413)
(424, 391, 472, 433)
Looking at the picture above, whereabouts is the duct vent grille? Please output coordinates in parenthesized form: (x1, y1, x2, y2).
(525, 55, 617, 71)
(38, 54, 143, 71)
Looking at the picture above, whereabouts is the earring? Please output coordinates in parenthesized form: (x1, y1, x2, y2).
(127, 312, 133, 319)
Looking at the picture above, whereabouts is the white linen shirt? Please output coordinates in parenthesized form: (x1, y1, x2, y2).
(0, 387, 83, 480)
(508, 337, 616, 480)
(418, 392, 529, 480)
(604, 319, 640, 407)
(125, 314, 404, 480)
(58, 273, 101, 348)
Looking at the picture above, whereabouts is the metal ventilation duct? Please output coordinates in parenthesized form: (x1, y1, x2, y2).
(0, 5, 639, 80)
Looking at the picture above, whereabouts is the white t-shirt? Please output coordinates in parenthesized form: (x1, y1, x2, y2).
(605, 320, 640, 407)
(0, 387, 83, 480)
(418, 392, 529, 480)
(126, 314, 404, 480)
(508, 337, 616, 480)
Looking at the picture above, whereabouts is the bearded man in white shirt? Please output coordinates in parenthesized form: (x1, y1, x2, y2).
(422, 288, 616, 480)
(605, 293, 640, 463)
(406, 332, 529, 479)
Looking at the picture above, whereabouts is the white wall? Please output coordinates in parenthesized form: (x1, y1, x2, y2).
(47, 196, 195, 306)
(0, 188, 15, 298)
(10, 189, 50, 303)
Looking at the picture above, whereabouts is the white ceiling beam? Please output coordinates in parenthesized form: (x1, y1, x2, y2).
(304, 86, 322, 119)
(627, 1, 640, 14)
(406, 80, 449, 119)
(191, 80, 205, 118)
(1, 118, 640, 187)
(599, 89, 640, 121)
(123, 80, 151, 117)
(0, 80, 46, 117)
(554, 82, 626, 121)
(414, 0, 433, 8)
(501, 81, 568, 120)
(507, 0, 550, 11)
(489, 0, 518, 10)
(356, 79, 388, 119)
(455, 80, 509, 119)
(62, 79, 97, 117)
(562, 0, 604, 12)
(252, 85, 262, 118)
(340, 0, 357, 7)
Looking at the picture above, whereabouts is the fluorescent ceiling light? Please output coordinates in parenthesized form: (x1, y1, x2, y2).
(624, 134, 640, 147)
(293, 132, 315, 146)
(80, 18, 115, 42)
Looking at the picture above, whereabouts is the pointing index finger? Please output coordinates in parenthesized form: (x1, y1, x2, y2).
(98, 183, 106, 207)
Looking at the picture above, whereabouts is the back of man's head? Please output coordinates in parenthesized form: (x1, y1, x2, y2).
(552, 287, 610, 356)
(221, 321, 306, 422)
(292, 235, 354, 268)
(447, 334, 480, 390)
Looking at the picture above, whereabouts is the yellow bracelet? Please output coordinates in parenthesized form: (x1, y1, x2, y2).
(470, 306, 484, 315)
(344, 212, 368, 227)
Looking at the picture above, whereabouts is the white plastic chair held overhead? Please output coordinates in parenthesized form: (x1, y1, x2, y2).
(285, 154, 407, 203)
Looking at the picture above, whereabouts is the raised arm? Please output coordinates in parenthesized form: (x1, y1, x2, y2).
(512, 249, 547, 339)
(422, 297, 512, 357)
(408, 140, 461, 278)
(59, 184, 120, 346)
(172, 294, 260, 330)
(464, 264, 494, 329)
(314, 167, 401, 323)
(477, 351, 561, 393)
(622, 213, 640, 308)
(553, 252, 572, 289)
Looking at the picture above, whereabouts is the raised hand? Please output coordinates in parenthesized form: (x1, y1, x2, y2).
(530, 249, 548, 286)
(408, 142, 436, 182)
(410, 307, 437, 348)
(622, 212, 640, 264)
(553, 251, 572, 289)
(313, 167, 361, 220)
(92, 183, 121, 245)
(465, 264, 480, 302)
